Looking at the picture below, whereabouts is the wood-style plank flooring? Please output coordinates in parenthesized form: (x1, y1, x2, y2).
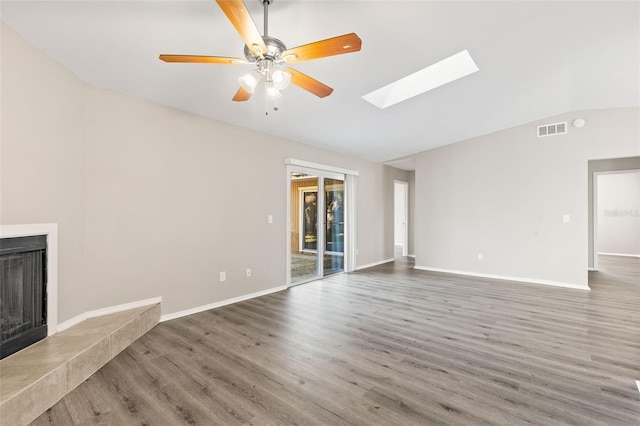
(32, 255, 640, 425)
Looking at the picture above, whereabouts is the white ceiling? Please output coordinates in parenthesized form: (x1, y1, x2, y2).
(2, 1, 639, 167)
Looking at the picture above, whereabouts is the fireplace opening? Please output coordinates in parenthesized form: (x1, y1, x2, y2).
(0, 235, 47, 359)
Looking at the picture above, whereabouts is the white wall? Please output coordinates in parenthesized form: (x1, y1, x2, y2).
(414, 108, 640, 288)
(1, 23, 89, 321)
(1, 23, 408, 322)
(597, 171, 640, 256)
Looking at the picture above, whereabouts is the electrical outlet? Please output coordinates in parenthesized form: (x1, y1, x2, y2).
(477, 253, 483, 261)
(246, 268, 251, 277)
(219, 271, 226, 282)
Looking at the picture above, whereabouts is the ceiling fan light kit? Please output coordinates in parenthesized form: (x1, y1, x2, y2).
(159, 0, 362, 112)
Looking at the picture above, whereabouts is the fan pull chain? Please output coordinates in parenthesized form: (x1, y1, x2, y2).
(265, 99, 279, 116)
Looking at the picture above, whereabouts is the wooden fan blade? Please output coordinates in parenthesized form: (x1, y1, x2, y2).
(282, 33, 362, 64)
(232, 87, 252, 102)
(286, 68, 333, 98)
(216, 0, 267, 58)
(159, 55, 247, 65)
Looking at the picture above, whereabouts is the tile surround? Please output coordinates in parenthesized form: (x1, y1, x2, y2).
(109, 317, 140, 357)
(66, 339, 111, 391)
(0, 303, 160, 426)
(1, 368, 66, 426)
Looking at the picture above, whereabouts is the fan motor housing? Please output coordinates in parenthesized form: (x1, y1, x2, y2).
(244, 36, 287, 62)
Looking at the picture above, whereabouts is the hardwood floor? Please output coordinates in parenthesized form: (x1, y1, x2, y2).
(31, 256, 639, 425)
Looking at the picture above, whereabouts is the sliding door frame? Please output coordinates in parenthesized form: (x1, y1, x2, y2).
(285, 159, 358, 287)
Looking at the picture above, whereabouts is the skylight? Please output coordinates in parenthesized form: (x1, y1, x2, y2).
(362, 50, 479, 109)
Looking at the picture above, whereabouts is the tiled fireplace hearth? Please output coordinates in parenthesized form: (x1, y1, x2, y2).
(0, 224, 161, 425)
(0, 303, 161, 425)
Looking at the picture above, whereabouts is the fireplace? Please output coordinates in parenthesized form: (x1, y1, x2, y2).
(0, 235, 47, 359)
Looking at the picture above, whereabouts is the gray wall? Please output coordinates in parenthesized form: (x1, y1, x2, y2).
(414, 108, 640, 287)
(1, 23, 408, 322)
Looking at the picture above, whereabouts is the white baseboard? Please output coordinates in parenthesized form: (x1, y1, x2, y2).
(160, 285, 287, 322)
(57, 296, 162, 333)
(413, 266, 590, 291)
(598, 252, 640, 258)
(355, 258, 394, 271)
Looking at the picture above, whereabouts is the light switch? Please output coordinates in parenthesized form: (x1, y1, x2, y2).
(562, 214, 570, 223)
(268, 215, 273, 224)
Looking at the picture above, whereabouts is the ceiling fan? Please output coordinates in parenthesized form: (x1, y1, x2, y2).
(159, 0, 362, 106)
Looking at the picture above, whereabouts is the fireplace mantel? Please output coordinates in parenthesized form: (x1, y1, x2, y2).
(0, 224, 58, 336)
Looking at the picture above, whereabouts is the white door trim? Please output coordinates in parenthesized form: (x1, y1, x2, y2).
(284, 158, 359, 177)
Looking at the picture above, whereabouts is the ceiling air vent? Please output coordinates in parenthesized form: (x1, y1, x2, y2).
(537, 122, 567, 138)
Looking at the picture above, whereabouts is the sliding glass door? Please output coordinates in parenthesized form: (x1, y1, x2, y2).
(289, 170, 345, 286)
(290, 172, 319, 284)
(323, 177, 344, 276)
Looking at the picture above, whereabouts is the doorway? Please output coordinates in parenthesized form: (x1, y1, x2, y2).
(588, 156, 640, 270)
(593, 170, 640, 269)
(394, 180, 409, 258)
(287, 167, 349, 286)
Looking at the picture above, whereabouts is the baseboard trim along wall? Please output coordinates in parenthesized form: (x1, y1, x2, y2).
(57, 296, 163, 332)
(413, 266, 591, 291)
(160, 285, 288, 322)
(355, 258, 395, 271)
(598, 252, 640, 258)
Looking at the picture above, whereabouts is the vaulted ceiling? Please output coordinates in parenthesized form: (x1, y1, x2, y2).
(2, 1, 639, 167)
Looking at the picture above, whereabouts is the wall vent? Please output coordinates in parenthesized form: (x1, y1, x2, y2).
(537, 122, 567, 138)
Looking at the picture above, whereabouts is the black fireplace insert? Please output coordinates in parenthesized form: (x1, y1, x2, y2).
(0, 235, 47, 359)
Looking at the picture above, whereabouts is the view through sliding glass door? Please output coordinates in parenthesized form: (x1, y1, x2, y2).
(323, 177, 344, 276)
(289, 170, 345, 286)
